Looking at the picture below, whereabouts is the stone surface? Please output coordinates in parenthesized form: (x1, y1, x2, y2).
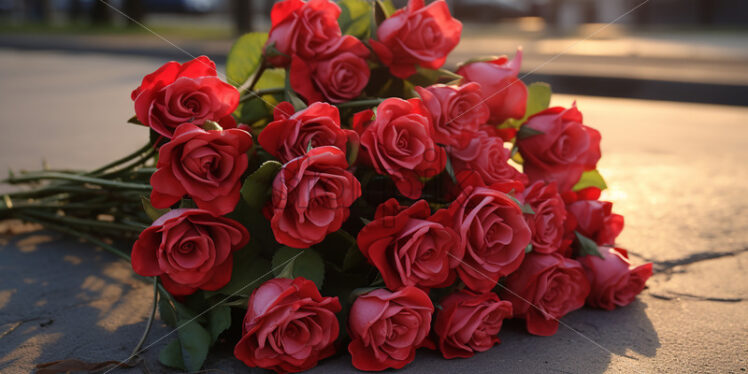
(1, 50, 748, 374)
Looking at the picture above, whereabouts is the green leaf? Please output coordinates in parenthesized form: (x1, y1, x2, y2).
(127, 115, 143, 125)
(284, 71, 307, 111)
(516, 125, 544, 140)
(226, 32, 269, 87)
(240, 160, 282, 210)
(456, 55, 500, 69)
(572, 169, 608, 191)
(407, 66, 461, 87)
(208, 306, 231, 343)
(255, 68, 286, 91)
(272, 247, 325, 288)
(338, 0, 372, 39)
(525, 243, 533, 254)
(444, 153, 457, 184)
(521, 203, 535, 215)
(200, 120, 222, 131)
(238, 97, 272, 125)
(158, 339, 185, 370)
(525, 82, 552, 118)
(209, 256, 271, 297)
(575, 231, 604, 258)
(158, 296, 177, 327)
(374, 0, 396, 25)
(141, 196, 169, 222)
(343, 245, 366, 271)
(176, 318, 211, 372)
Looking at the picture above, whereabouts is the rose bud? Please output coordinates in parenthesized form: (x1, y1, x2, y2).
(434, 290, 513, 359)
(258, 101, 356, 163)
(441, 184, 531, 293)
(150, 123, 253, 216)
(348, 287, 434, 371)
(357, 199, 461, 290)
(353, 98, 446, 199)
(414, 82, 489, 148)
(131, 56, 239, 138)
(370, 0, 462, 79)
(522, 181, 567, 254)
(130, 209, 249, 296)
(290, 36, 370, 104)
(578, 247, 653, 310)
(265, 0, 343, 67)
(271, 146, 361, 248)
(503, 252, 590, 336)
(516, 103, 601, 192)
(457, 48, 527, 124)
(234, 277, 341, 373)
(566, 199, 624, 246)
(448, 126, 527, 187)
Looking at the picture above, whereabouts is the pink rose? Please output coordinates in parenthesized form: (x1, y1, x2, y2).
(348, 287, 434, 371)
(578, 247, 653, 310)
(265, 0, 342, 66)
(271, 146, 361, 248)
(234, 277, 341, 373)
(370, 0, 462, 78)
(414, 82, 489, 148)
(566, 199, 624, 246)
(131, 209, 249, 296)
(522, 181, 567, 254)
(503, 253, 590, 336)
(457, 48, 526, 124)
(448, 127, 527, 187)
(258, 101, 356, 163)
(433, 290, 513, 359)
(517, 104, 601, 192)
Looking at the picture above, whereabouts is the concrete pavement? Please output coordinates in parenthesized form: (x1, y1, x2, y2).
(1, 50, 748, 373)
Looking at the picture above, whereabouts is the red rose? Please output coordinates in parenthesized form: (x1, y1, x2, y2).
(370, 0, 462, 79)
(414, 82, 489, 148)
(517, 104, 601, 192)
(566, 199, 623, 246)
(457, 48, 526, 124)
(357, 198, 461, 290)
(132, 56, 239, 138)
(258, 101, 356, 163)
(290, 36, 370, 104)
(443, 185, 531, 293)
(150, 123, 252, 215)
(266, 0, 342, 67)
(522, 181, 567, 254)
(271, 146, 361, 248)
(348, 287, 433, 371)
(503, 253, 590, 336)
(353, 98, 446, 199)
(448, 127, 527, 187)
(234, 277, 341, 373)
(433, 290, 513, 359)
(578, 247, 652, 310)
(130, 209, 249, 296)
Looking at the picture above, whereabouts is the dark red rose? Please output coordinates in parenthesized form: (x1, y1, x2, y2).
(353, 98, 446, 199)
(370, 0, 462, 79)
(131, 209, 249, 296)
(290, 36, 370, 104)
(357, 198, 461, 290)
(434, 290, 513, 359)
(503, 252, 590, 336)
(348, 287, 433, 371)
(414, 82, 489, 148)
(234, 277, 341, 373)
(258, 101, 356, 163)
(578, 247, 652, 310)
(150, 123, 252, 215)
(566, 199, 623, 246)
(132, 56, 239, 138)
(271, 146, 361, 248)
(457, 48, 526, 124)
(448, 126, 527, 187)
(517, 104, 601, 192)
(266, 0, 342, 67)
(441, 185, 531, 293)
(522, 181, 567, 254)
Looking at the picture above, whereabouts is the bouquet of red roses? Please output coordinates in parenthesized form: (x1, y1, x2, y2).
(1, 0, 653, 372)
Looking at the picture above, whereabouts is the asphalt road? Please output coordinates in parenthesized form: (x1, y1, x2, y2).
(1, 50, 747, 373)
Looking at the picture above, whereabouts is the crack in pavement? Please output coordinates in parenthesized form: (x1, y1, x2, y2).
(630, 246, 748, 273)
(648, 291, 744, 303)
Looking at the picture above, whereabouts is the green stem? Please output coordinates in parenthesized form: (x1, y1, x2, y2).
(17, 214, 131, 261)
(3, 172, 151, 191)
(247, 61, 267, 91)
(239, 87, 286, 103)
(86, 142, 153, 176)
(335, 98, 385, 109)
(128, 277, 158, 362)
